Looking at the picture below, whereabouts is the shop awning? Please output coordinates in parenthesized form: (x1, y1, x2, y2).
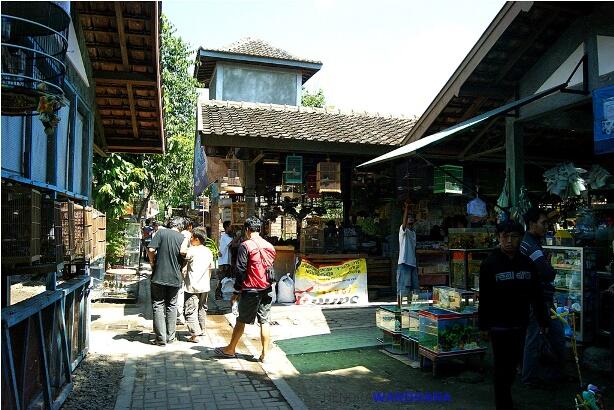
(358, 82, 570, 168)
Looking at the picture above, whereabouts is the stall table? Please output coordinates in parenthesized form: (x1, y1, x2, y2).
(419, 345, 486, 377)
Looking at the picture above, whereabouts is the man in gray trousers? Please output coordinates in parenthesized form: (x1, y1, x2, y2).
(147, 217, 189, 346)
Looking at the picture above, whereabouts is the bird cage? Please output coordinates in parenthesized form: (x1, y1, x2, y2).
(1, 2, 70, 115)
(73, 204, 87, 261)
(317, 162, 341, 193)
(223, 158, 242, 186)
(306, 172, 320, 199)
(231, 202, 247, 225)
(61, 201, 75, 260)
(284, 155, 303, 184)
(1, 186, 41, 263)
(40, 198, 63, 265)
(281, 184, 302, 201)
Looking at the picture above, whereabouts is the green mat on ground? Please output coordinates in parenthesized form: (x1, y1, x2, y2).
(275, 327, 381, 355)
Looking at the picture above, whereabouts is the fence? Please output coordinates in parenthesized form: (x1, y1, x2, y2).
(1, 276, 90, 410)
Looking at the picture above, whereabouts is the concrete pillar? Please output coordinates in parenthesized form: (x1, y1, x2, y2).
(245, 162, 256, 217)
(505, 117, 524, 208)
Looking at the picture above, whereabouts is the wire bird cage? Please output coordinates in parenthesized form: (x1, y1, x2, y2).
(40, 197, 63, 264)
(1, 186, 42, 263)
(1, 2, 70, 115)
(317, 162, 341, 193)
(284, 155, 303, 184)
(61, 201, 75, 261)
(222, 158, 242, 187)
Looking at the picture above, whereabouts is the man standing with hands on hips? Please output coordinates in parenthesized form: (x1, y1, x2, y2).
(397, 200, 418, 305)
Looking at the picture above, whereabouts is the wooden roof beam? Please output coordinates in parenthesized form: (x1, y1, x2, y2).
(80, 27, 150, 39)
(93, 70, 157, 86)
(126, 83, 139, 139)
(458, 13, 557, 122)
(114, 3, 130, 69)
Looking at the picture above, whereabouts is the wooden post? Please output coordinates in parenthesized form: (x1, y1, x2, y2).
(505, 118, 524, 208)
(245, 162, 256, 217)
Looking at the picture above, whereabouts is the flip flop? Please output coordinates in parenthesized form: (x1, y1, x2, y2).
(213, 347, 236, 358)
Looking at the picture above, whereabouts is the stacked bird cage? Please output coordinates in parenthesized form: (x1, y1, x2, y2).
(73, 204, 87, 261)
(1, 186, 42, 264)
(40, 197, 63, 264)
(61, 201, 75, 261)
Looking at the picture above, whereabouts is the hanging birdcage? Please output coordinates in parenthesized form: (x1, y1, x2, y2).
(220, 158, 243, 193)
(317, 162, 341, 193)
(1, 2, 70, 115)
(284, 155, 303, 184)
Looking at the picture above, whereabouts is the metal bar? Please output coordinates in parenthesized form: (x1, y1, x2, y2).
(37, 311, 53, 408)
(59, 295, 72, 382)
(2, 324, 22, 410)
(0, 15, 68, 46)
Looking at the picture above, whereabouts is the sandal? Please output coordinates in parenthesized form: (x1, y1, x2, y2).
(213, 347, 236, 358)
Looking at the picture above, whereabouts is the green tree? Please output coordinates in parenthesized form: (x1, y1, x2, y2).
(301, 87, 326, 108)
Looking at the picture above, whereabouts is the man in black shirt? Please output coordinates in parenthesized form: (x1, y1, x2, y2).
(479, 220, 547, 410)
(147, 217, 189, 346)
(520, 208, 566, 385)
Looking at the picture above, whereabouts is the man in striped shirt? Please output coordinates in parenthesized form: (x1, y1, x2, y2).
(520, 208, 566, 386)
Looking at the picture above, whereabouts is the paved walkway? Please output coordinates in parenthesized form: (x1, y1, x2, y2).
(89, 263, 382, 410)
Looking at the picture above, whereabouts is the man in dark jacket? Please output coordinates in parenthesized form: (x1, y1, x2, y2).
(215, 217, 276, 362)
(479, 220, 547, 410)
(519, 208, 566, 385)
(147, 217, 188, 346)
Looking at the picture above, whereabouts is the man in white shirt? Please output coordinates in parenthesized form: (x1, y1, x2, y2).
(215, 221, 234, 300)
(397, 200, 418, 305)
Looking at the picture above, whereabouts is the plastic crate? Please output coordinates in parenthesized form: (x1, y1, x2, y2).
(1, 187, 41, 263)
(433, 165, 463, 194)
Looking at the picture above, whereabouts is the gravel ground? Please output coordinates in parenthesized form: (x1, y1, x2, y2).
(61, 354, 126, 410)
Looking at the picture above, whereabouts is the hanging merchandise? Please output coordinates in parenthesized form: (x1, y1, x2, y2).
(511, 186, 532, 223)
(496, 171, 510, 222)
(317, 162, 341, 193)
(585, 165, 612, 190)
(543, 163, 587, 200)
(284, 155, 303, 184)
(467, 196, 487, 218)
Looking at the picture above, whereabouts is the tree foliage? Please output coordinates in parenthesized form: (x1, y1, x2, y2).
(301, 88, 326, 108)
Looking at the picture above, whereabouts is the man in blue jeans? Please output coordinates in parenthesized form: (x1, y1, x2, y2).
(397, 200, 418, 305)
(147, 217, 189, 346)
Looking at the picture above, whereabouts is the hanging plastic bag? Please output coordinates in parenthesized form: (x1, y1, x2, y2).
(277, 274, 295, 303)
(220, 277, 235, 301)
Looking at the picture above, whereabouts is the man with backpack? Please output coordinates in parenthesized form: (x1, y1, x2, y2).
(214, 217, 276, 363)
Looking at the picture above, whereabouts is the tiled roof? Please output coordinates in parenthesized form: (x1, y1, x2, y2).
(198, 100, 416, 147)
(203, 37, 322, 65)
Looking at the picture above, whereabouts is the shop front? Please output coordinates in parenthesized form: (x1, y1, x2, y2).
(362, 2, 614, 365)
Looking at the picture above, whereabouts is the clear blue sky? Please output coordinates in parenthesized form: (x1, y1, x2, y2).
(164, 0, 505, 117)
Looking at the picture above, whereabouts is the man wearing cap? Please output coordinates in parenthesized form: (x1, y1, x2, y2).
(214, 217, 276, 362)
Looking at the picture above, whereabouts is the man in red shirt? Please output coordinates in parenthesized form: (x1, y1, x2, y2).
(215, 217, 276, 362)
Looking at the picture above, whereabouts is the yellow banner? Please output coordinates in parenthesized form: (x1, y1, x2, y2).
(294, 258, 369, 305)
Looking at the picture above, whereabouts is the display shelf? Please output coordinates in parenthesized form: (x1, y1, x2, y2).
(544, 246, 595, 343)
(449, 248, 493, 290)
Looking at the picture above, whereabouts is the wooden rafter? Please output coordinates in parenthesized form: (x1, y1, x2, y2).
(458, 14, 557, 122)
(114, 3, 130, 68)
(93, 71, 157, 86)
(457, 116, 501, 159)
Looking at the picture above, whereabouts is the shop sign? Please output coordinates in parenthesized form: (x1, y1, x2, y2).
(593, 85, 614, 155)
(294, 258, 369, 305)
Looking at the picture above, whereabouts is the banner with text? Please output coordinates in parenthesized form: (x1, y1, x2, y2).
(294, 258, 369, 306)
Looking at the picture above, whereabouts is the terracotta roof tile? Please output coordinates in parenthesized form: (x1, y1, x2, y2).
(199, 100, 416, 147)
(202, 37, 322, 65)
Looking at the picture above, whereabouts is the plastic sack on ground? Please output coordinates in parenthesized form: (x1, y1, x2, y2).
(277, 274, 295, 303)
(270, 282, 277, 304)
(220, 277, 235, 301)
